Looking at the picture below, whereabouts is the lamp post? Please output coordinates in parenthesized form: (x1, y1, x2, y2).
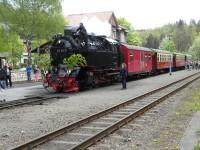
(168, 34, 172, 75)
(169, 53, 172, 75)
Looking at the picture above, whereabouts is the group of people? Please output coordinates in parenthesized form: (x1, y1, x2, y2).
(186, 60, 200, 70)
(26, 64, 40, 82)
(0, 65, 12, 91)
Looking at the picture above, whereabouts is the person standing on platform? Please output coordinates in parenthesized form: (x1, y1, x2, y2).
(4, 65, 12, 87)
(0, 67, 6, 101)
(33, 65, 39, 82)
(0, 66, 6, 90)
(26, 64, 32, 81)
(120, 63, 128, 89)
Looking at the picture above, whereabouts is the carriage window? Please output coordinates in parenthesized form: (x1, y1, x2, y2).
(129, 52, 134, 61)
(157, 54, 160, 62)
(144, 54, 149, 61)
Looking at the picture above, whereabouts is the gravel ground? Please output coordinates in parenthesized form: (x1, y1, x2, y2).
(0, 70, 199, 150)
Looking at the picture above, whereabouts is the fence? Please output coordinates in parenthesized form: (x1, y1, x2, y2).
(11, 71, 42, 82)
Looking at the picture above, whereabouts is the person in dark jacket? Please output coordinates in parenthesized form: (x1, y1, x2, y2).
(76, 23, 88, 48)
(120, 63, 127, 89)
(4, 65, 12, 87)
(0, 66, 6, 89)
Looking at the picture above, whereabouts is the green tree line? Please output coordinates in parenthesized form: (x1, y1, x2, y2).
(139, 19, 200, 58)
(118, 18, 200, 59)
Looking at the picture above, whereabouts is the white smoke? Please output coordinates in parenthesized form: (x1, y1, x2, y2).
(81, 16, 111, 37)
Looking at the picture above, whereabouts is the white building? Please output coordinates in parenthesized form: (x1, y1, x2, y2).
(65, 11, 128, 42)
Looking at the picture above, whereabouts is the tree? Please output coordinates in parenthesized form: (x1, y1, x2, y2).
(127, 32, 141, 46)
(0, 27, 23, 67)
(196, 20, 200, 33)
(144, 33, 160, 49)
(117, 17, 132, 31)
(189, 35, 200, 59)
(0, 0, 65, 64)
(0, 0, 65, 40)
(159, 37, 176, 52)
(7, 33, 24, 67)
(117, 17, 141, 45)
(32, 53, 50, 70)
(173, 20, 193, 52)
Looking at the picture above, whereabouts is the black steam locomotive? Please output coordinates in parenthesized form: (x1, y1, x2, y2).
(34, 26, 122, 91)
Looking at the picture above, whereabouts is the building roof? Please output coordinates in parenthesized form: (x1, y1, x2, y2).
(65, 11, 118, 26)
(152, 49, 172, 54)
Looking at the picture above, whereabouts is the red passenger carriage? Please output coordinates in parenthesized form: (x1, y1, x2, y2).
(120, 44, 153, 75)
(173, 53, 186, 69)
(152, 49, 173, 71)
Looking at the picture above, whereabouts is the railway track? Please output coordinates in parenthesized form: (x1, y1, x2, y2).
(0, 96, 62, 110)
(12, 72, 200, 150)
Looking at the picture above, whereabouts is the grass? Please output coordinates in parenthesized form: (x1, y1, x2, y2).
(194, 145, 200, 150)
(197, 129, 200, 136)
(183, 90, 200, 150)
(184, 90, 200, 112)
(195, 129, 200, 150)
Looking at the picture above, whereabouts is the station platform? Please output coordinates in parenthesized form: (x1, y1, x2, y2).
(1, 70, 199, 102)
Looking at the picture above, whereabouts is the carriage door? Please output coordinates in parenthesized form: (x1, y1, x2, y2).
(140, 51, 144, 72)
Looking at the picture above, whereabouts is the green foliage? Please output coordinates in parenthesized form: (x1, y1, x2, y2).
(117, 17, 141, 45)
(173, 20, 193, 52)
(139, 19, 200, 54)
(194, 145, 200, 150)
(189, 35, 200, 59)
(63, 54, 87, 69)
(196, 128, 200, 136)
(160, 38, 176, 52)
(0, 0, 65, 63)
(0, 0, 65, 40)
(117, 17, 132, 31)
(197, 21, 200, 33)
(127, 31, 141, 46)
(184, 89, 200, 112)
(32, 53, 50, 70)
(144, 33, 160, 49)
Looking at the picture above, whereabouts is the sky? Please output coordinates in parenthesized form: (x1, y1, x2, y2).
(62, 0, 200, 30)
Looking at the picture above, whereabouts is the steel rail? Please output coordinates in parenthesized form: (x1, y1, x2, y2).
(0, 96, 58, 110)
(11, 72, 200, 150)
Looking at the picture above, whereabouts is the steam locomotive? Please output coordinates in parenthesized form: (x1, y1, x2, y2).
(33, 26, 191, 92)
